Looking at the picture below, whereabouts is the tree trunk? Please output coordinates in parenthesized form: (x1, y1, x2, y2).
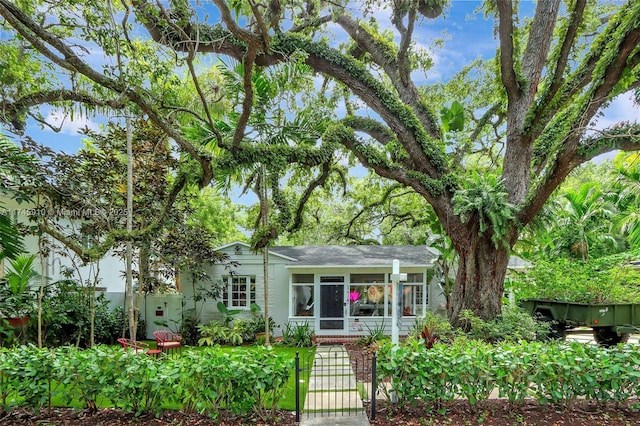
(89, 262, 100, 347)
(134, 243, 149, 339)
(449, 234, 511, 326)
(260, 166, 270, 346)
(125, 115, 135, 341)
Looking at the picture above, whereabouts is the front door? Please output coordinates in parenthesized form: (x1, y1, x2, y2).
(319, 275, 345, 333)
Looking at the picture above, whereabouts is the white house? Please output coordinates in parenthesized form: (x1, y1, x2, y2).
(0, 194, 126, 293)
(181, 241, 446, 338)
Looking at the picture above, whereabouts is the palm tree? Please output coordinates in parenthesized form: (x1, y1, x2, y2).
(612, 153, 640, 250)
(0, 212, 23, 261)
(203, 60, 334, 344)
(0, 136, 34, 261)
(554, 182, 619, 260)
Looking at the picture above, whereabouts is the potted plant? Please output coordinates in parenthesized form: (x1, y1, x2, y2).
(0, 254, 38, 326)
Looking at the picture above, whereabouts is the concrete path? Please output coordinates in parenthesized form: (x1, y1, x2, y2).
(299, 345, 371, 426)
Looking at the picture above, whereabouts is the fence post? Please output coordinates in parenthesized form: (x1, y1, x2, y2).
(371, 351, 377, 421)
(295, 351, 300, 422)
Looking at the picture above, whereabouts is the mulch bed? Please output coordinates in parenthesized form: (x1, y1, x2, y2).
(3, 401, 640, 425)
(0, 408, 298, 425)
(367, 399, 640, 425)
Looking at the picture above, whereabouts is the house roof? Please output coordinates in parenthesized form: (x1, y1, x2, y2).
(217, 241, 530, 271)
(269, 245, 437, 267)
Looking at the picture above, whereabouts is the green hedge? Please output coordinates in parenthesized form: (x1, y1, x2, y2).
(0, 345, 291, 420)
(377, 339, 640, 410)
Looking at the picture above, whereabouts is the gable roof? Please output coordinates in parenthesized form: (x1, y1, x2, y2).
(270, 245, 436, 267)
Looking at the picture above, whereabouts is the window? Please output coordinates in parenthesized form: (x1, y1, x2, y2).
(222, 275, 256, 308)
(387, 273, 425, 317)
(292, 273, 314, 316)
(349, 273, 385, 317)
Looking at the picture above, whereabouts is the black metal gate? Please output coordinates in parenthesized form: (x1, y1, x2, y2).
(295, 345, 377, 421)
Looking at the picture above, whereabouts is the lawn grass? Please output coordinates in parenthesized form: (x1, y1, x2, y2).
(46, 344, 315, 412)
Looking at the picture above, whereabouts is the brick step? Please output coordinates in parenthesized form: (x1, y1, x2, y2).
(315, 335, 363, 345)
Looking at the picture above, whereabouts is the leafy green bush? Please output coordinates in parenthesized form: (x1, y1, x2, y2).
(0, 344, 292, 419)
(0, 345, 58, 413)
(179, 316, 201, 346)
(510, 251, 640, 303)
(376, 339, 640, 411)
(56, 346, 107, 411)
(103, 349, 172, 416)
(197, 320, 229, 346)
(37, 279, 122, 347)
(197, 305, 276, 346)
(409, 312, 455, 348)
(460, 305, 549, 343)
(197, 320, 246, 346)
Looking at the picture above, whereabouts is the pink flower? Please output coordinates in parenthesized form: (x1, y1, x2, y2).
(349, 290, 360, 303)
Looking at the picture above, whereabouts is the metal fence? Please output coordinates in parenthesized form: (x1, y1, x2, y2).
(295, 346, 377, 421)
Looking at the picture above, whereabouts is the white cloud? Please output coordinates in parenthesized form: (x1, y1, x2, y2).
(589, 93, 639, 163)
(44, 110, 101, 135)
(591, 93, 639, 130)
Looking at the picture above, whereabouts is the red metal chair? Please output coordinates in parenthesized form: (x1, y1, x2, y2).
(152, 330, 182, 357)
(117, 337, 162, 357)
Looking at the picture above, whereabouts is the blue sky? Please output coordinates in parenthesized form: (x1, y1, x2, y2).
(12, 1, 638, 162)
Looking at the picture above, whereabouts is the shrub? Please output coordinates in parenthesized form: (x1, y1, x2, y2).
(36, 280, 123, 348)
(56, 345, 117, 411)
(460, 305, 548, 343)
(0, 344, 292, 419)
(0, 345, 58, 413)
(280, 322, 314, 347)
(510, 251, 640, 303)
(355, 321, 388, 347)
(409, 312, 455, 348)
(179, 316, 201, 346)
(198, 320, 229, 346)
(102, 348, 172, 416)
(376, 339, 640, 411)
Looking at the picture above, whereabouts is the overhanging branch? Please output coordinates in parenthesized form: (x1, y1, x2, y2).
(521, 122, 640, 226)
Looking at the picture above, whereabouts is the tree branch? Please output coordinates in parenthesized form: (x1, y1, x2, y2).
(288, 161, 332, 232)
(522, 0, 561, 99)
(0, 0, 214, 187)
(132, 1, 449, 180)
(39, 222, 116, 263)
(334, 14, 442, 140)
(211, 0, 266, 50)
(233, 47, 257, 153)
(247, 0, 270, 48)
(522, 122, 640, 226)
(496, 0, 519, 102)
(530, 1, 640, 138)
(532, 0, 586, 129)
(392, 3, 416, 87)
(0, 89, 125, 132)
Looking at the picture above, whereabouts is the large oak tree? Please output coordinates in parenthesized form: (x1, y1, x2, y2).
(1, 0, 640, 323)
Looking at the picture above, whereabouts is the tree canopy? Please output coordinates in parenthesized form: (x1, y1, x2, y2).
(1, 0, 639, 322)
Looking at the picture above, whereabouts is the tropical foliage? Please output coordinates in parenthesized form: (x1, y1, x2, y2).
(0, 0, 639, 325)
